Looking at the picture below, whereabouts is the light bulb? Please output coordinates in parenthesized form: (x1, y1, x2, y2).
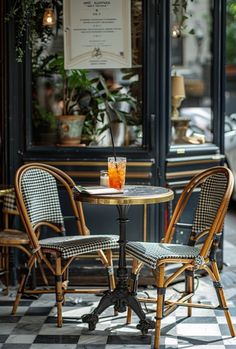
(46, 16, 53, 24)
(172, 25, 181, 38)
(43, 8, 56, 26)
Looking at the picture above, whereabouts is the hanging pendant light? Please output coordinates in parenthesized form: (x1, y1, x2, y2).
(171, 24, 181, 38)
(43, 6, 56, 26)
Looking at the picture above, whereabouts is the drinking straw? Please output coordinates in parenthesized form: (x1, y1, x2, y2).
(105, 101, 117, 162)
(105, 101, 125, 189)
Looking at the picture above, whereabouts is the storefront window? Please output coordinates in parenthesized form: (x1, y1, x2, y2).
(225, 0, 236, 117)
(170, 0, 213, 145)
(31, 0, 143, 148)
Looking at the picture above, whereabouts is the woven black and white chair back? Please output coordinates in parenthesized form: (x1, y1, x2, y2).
(3, 192, 18, 215)
(20, 168, 64, 229)
(191, 172, 228, 236)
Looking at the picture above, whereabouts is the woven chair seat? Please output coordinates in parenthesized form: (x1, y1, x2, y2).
(126, 241, 200, 269)
(40, 234, 119, 259)
(0, 229, 29, 245)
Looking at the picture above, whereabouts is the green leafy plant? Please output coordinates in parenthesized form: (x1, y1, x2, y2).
(45, 55, 136, 143)
(5, 0, 63, 62)
(226, 0, 236, 64)
(48, 55, 96, 116)
(32, 102, 57, 130)
(121, 68, 142, 126)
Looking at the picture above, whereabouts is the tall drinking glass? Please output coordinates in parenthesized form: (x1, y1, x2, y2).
(108, 157, 126, 190)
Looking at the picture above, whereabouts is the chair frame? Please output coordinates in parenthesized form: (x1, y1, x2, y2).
(13, 163, 116, 327)
(127, 166, 235, 349)
(0, 192, 30, 295)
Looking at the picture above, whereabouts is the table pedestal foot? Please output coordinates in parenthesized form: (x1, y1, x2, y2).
(82, 290, 114, 330)
(136, 318, 155, 335)
(127, 293, 155, 334)
(82, 289, 155, 335)
(81, 313, 99, 331)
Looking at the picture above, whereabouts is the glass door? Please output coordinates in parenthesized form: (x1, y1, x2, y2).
(170, 0, 214, 146)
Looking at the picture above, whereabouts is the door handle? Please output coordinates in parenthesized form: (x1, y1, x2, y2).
(150, 113, 156, 149)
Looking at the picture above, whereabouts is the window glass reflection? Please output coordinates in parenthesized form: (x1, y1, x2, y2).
(225, 0, 236, 117)
(170, 0, 213, 145)
(31, 0, 143, 148)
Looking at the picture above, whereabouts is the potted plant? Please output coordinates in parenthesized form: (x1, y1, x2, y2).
(47, 55, 137, 146)
(47, 55, 92, 145)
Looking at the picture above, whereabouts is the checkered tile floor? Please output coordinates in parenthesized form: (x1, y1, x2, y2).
(0, 273, 236, 349)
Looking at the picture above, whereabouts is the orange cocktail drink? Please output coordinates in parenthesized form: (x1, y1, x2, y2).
(108, 157, 126, 190)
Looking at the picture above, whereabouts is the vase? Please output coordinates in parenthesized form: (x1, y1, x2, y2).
(94, 112, 126, 146)
(57, 115, 85, 146)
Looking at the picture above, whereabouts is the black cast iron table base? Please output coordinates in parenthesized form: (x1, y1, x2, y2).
(81, 288, 155, 334)
(81, 204, 155, 335)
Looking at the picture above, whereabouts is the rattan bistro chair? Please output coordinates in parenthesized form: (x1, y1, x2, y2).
(13, 163, 118, 327)
(126, 167, 235, 349)
(0, 192, 30, 295)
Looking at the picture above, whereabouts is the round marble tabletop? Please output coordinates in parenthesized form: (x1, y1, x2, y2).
(74, 185, 174, 205)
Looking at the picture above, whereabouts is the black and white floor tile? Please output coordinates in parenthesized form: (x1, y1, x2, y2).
(0, 275, 236, 349)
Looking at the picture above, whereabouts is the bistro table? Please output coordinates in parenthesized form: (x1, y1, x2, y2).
(74, 185, 174, 334)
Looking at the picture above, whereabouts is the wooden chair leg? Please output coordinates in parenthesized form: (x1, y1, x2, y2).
(12, 254, 35, 314)
(0, 246, 9, 295)
(4, 247, 9, 295)
(55, 256, 64, 328)
(126, 303, 132, 324)
(37, 260, 49, 286)
(97, 249, 116, 292)
(103, 249, 118, 316)
(0, 247, 2, 270)
(105, 249, 116, 291)
(211, 261, 235, 337)
(61, 268, 69, 306)
(154, 265, 165, 349)
(185, 269, 194, 317)
(127, 258, 140, 324)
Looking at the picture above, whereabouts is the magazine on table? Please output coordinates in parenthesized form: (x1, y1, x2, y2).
(75, 185, 123, 195)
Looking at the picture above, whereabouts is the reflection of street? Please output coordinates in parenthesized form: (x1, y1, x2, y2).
(225, 201, 236, 263)
(222, 201, 236, 299)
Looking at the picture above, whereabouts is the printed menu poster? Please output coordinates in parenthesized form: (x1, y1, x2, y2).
(64, 0, 131, 69)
